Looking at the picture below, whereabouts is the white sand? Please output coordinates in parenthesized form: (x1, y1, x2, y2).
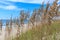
(0, 26, 5, 40)
(0, 24, 31, 40)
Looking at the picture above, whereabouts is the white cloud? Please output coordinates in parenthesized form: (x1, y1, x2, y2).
(0, 0, 19, 10)
(0, 1, 11, 5)
(0, 0, 60, 4)
(0, 5, 25, 11)
(0, 0, 25, 10)
(0, 5, 18, 10)
(6, 0, 60, 4)
(0, 0, 60, 10)
(4, 5, 17, 10)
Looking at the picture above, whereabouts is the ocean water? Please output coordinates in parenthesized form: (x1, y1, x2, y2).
(2, 20, 7, 26)
(2, 19, 28, 25)
(1, 16, 60, 28)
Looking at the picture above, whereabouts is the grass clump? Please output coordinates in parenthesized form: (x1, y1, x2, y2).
(13, 21, 60, 40)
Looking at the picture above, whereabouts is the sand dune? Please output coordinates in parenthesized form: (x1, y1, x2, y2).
(0, 24, 31, 40)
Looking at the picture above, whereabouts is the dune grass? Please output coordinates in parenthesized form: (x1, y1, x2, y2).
(13, 21, 60, 40)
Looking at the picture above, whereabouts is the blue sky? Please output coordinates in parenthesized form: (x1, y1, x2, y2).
(0, 0, 60, 19)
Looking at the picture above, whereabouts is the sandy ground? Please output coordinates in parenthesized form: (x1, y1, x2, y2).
(0, 24, 31, 40)
(0, 28, 5, 40)
(0, 24, 60, 40)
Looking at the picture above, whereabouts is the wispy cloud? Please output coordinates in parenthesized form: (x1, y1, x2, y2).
(0, 1, 11, 5)
(0, 0, 25, 10)
(6, 0, 60, 4)
(0, 0, 60, 10)
(5, 5, 17, 10)
(0, 0, 20, 10)
(0, 5, 18, 10)
(0, 5, 25, 10)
